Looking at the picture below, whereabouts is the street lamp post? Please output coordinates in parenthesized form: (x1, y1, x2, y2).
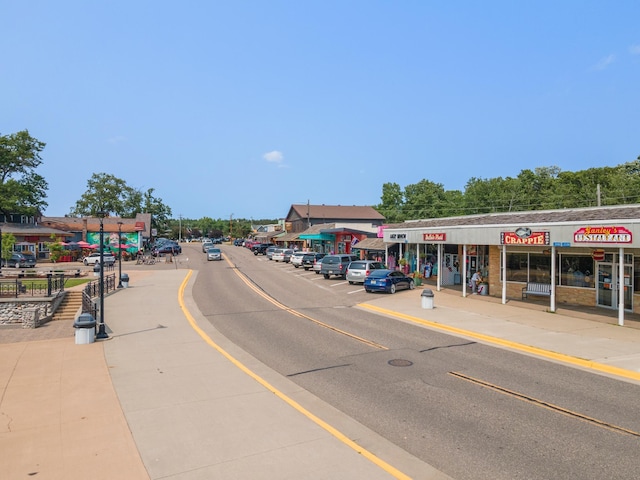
(117, 221, 123, 288)
(96, 212, 109, 339)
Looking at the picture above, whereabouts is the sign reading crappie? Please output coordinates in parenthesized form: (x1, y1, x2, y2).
(573, 226, 632, 244)
(500, 231, 550, 245)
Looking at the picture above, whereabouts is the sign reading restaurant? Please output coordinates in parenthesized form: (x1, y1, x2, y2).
(574, 226, 632, 244)
(500, 231, 550, 245)
(423, 233, 446, 242)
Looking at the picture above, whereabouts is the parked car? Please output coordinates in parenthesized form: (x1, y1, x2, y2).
(153, 242, 181, 256)
(83, 252, 116, 266)
(206, 247, 222, 261)
(364, 269, 415, 294)
(2, 252, 37, 268)
(252, 243, 272, 255)
(289, 251, 308, 268)
(345, 260, 386, 284)
(233, 238, 244, 246)
(272, 248, 294, 262)
(320, 254, 358, 279)
(312, 256, 324, 274)
(302, 252, 325, 271)
(266, 245, 279, 260)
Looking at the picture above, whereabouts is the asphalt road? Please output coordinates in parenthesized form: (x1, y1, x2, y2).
(189, 243, 640, 480)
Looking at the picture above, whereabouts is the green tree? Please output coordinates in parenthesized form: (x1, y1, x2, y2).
(1, 232, 16, 264)
(375, 182, 405, 223)
(0, 130, 48, 216)
(70, 174, 172, 233)
(402, 179, 447, 219)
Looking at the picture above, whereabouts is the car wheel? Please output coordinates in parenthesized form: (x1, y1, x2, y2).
(390, 284, 396, 294)
(348, 281, 354, 285)
(323, 274, 329, 279)
(365, 289, 372, 293)
(409, 280, 415, 290)
(315, 271, 319, 274)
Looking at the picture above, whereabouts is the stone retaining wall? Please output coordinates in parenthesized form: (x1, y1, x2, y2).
(0, 294, 64, 328)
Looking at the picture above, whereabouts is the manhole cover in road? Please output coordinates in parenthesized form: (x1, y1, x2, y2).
(388, 359, 413, 367)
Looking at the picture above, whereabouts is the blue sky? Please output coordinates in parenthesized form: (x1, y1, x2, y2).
(2, 1, 639, 221)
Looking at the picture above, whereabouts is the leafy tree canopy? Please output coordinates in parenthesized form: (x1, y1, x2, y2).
(70, 172, 172, 231)
(0, 130, 48, 216)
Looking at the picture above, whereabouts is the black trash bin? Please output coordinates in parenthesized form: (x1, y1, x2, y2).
(74, 313, 97, 344)
(120, 273, 129, 288)
(421, 289, 434, 309)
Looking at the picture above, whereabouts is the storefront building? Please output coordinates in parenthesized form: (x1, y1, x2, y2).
(383, 204, 640, 325)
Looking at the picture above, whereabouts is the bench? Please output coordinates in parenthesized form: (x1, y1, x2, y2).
(522, 282, 551, 300)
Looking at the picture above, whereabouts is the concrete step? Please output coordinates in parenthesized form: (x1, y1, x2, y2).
(52, 291, 84, 321)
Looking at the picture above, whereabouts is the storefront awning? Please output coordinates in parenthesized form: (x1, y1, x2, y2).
(352, 237, 386, 251)
(298, 233, 335, 241)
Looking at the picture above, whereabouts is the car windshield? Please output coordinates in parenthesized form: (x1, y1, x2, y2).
(349, 262, 366, 269)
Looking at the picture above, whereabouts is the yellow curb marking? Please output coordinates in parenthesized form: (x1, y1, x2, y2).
(178, 270, 412, 480)
(358, 302, 640, 382)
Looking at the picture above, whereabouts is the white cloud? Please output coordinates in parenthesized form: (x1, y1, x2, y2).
(591, 54, 616, 71)
(263, 150, 285, 166)
(630, 44, 640, 55)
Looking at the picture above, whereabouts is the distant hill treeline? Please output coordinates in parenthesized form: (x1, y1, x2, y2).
(375, 158, 640, 223)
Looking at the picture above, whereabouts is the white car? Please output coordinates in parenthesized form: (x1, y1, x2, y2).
(83, 252, 116, 266)
(272, 248, 293, 262)
(289, 251, 307, 268)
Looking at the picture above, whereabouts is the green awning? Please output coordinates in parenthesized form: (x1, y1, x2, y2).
(298, 233, 335, 241)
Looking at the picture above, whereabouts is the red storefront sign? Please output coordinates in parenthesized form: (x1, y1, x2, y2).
(501, 231, 550, 245)
(574, 226, 632, 244)
(423, 233, 446, 242)
(592, 249, 605, 261)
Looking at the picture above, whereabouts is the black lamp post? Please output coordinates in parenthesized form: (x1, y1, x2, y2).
(117, 221, 123, 288)
(96, 212, 109, 339)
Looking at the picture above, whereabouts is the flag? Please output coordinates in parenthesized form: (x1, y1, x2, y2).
(351, 237, 359, 246)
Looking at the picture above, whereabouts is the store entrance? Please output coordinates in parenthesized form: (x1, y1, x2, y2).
(596, 254, 633, 311)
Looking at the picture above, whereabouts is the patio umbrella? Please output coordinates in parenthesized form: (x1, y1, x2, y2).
(76, 241, 90, 247)
(88, 244, 99, 249)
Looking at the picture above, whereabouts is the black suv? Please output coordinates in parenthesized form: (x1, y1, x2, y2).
(301, 252, 325, 270)
(252, 243, 272, 255)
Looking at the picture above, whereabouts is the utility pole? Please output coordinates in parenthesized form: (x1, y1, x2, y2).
(229, 213, 233, 240)
(178, 214, 182, 242)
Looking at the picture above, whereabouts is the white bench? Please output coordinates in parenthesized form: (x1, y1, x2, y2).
(522, 282, 551, 300)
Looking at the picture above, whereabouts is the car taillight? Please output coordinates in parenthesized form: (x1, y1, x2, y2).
(365, 270, 370, 276)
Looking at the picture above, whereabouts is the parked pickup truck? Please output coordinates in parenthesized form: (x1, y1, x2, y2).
(252, 243, 272, 255)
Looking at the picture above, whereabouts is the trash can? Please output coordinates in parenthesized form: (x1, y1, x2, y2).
(93, 264, 101, 277)
(421, 289, 434, 309)
(120, 273, 129, 288)
(74, 313, 97, 345)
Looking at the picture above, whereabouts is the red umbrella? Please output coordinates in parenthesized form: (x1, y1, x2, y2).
(76, 241, 90, 247)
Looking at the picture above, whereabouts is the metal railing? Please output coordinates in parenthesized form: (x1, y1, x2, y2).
(82, 273, 117, 318)
(0, 274, 66, 298)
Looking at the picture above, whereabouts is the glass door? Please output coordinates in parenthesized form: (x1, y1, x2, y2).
(597, 263, 614, 308)
(597, 256, 634, 311)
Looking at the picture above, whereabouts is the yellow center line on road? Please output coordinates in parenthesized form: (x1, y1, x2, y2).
(359, 302, 640, 383)
(224, 257, 388, 350)
(178, 269, 411, 480)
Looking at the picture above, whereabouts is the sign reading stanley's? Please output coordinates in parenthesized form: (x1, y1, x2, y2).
(574, 226, 632, 243)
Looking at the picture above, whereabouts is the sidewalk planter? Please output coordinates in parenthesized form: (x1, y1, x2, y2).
(74, 313, 97, 345)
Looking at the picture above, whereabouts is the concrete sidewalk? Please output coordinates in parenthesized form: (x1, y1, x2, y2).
(3, 268, 640, 480)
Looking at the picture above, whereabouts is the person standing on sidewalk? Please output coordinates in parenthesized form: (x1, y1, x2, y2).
(471, 271, 482, 294)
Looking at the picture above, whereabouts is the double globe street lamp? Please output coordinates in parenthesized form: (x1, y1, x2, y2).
(117, 221, 123, 289)
(96, 212, 109, 340)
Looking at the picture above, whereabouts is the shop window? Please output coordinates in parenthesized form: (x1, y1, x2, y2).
(558, 254, 595, 288)
(504, 253, 529, 282)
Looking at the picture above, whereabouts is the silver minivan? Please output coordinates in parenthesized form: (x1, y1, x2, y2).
(345, 260, 386, 284)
